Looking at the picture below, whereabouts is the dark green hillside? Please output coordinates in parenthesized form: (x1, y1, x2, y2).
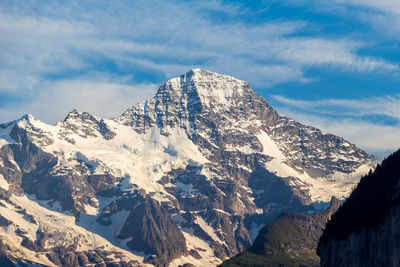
(221, 197, 340, 267)
(319, 149, 400, 247)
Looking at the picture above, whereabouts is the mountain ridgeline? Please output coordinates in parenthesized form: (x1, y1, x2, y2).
(318, 149, 400, 266)
(0, 69, 376, 266)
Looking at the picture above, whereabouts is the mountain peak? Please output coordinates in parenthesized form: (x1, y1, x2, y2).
(63, 109, 98, 123)
(0, 69, 378, 267)
(184, 68, 218, 76)
(155, 69, 251, 108)
(186, 67, 207, 75)
(63, 109, 81, 122)
(181, 68, 242, 84)
(183, 68, 232, 79)
(14, 114, 38, 127)
(20, 113, 36, 121)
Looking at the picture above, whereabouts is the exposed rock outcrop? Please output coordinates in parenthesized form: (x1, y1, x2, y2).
(118, 196, 187, 266)
(0, 69, 376, 266)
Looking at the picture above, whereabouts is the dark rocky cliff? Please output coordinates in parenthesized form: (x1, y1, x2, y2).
(318, 149, 400, 267)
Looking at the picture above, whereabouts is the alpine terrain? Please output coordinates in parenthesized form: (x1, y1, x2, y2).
(0, 69, 376, 266)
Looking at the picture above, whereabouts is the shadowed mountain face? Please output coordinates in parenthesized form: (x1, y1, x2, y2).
(220, 197, 341, 267)
(318, 149, 400, 267)
(0, 69, 376, 266)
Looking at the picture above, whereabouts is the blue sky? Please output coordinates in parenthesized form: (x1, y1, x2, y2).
(0, 0, 399, 157)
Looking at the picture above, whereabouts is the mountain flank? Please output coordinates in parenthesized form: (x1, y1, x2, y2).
(0, 69, 376, 266)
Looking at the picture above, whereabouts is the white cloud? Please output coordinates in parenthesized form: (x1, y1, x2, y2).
(297, 0, 400, 37)
(272, 95, 400, 120)
(1, 1, 398, 84)
(274, 107, 400, 158)
(339, 0, 400, 37)
(272, 95, 400, 158)
(338, 0, 400, 15)
(0, 78, 157, 124)
(0, 0, 399, 124)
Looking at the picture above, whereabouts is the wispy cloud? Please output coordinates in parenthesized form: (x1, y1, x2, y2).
(347, 0, 400, 37)
(0, 77, 157, 124)
(338, 0, 400, 15)
(296, 0, 400, 37)
(272, 95, 400, 120)
(1, 0, 399, 123)
(272, 95, 400, 157)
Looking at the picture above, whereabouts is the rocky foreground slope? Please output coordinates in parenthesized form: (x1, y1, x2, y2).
(318, 149, 400, 267)
(0, 69, 376, 266)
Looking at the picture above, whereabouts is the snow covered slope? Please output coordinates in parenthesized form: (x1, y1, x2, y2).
(0, 69, 377, 266)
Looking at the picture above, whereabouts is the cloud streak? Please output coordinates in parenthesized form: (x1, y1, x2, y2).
(296, 0, 400, 37)
(0, 11, 319, 81)
(0, 78, 158, 124)
(272, 96, 400, 157)
(346, 0, 400, 37)
(272, 95, 400, 120)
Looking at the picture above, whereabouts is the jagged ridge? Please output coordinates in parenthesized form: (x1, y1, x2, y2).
(0, 69, 377, 266)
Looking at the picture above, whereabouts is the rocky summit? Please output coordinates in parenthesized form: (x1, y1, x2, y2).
(0, 69, 376, 266)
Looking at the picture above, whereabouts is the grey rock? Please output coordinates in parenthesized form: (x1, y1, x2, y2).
(0, 214, 12, 226)
(0, 69, 377, 266)
(117, 195, 187, 266)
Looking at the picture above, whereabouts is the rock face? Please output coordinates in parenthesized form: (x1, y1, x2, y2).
(221, 197, 341, 267)
(117, 195, 188, 266)
(318, 149, 400, 267)
(0, 69, 376, 266)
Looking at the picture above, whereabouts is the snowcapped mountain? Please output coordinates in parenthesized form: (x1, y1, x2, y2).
(0, 69, 377, 266)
